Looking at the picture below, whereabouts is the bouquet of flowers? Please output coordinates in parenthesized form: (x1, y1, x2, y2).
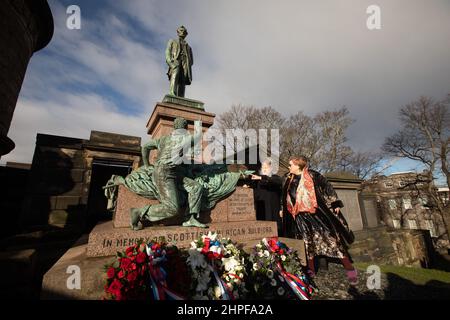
(103, 242, 151, 300)
(187, 231, 248, 300)
(248, 238, 316, 300)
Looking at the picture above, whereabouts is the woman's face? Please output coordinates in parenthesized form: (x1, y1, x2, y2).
(289, 160, 300, 174)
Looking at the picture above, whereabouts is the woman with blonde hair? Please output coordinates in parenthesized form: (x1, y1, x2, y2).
(282, 155, 358, 285)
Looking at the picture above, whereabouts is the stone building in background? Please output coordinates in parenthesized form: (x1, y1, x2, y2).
(19, 131, 142, 233)
(0, 0, 53, 156)
(361, 171, 449, 251)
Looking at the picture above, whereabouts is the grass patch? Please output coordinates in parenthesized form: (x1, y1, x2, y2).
(354, 262, 450, 286)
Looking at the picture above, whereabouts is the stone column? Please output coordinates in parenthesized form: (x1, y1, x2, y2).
(0, 0, 53, 156)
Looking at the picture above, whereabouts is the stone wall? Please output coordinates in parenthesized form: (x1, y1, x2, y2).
(0, 0, 53, 156)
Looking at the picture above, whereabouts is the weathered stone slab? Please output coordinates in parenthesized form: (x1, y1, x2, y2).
(113, 185, 256, 228)
(87, 220, 277, 257)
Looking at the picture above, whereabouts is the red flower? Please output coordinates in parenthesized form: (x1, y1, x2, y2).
(268, 239, 279, 251)
(117, 270, 125, 279)
(106, 267, 116, 279)
(120, 258, 132, 270)
(136, 252, 147, 264)
(108, 279, 123, 297)
(201, 238, 211, 253)
(126, 247, 134, 257)
(127, 271, 138, 282)
(131, 263, 137, 270)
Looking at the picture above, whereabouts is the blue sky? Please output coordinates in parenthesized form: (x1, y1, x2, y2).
(2, 0, 450, 182)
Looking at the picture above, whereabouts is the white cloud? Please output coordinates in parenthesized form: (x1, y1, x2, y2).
(3, 0, 450, 165)
(1, 93, 148, 165)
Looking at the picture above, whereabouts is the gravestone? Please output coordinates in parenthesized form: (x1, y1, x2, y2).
(325, 172, 365, 231)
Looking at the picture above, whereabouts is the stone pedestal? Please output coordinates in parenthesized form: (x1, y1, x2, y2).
(146, 100, 215, 139)
(88, 220, 277, 257)
(89, 185, 277, 257)
(145, 99, 216, 164)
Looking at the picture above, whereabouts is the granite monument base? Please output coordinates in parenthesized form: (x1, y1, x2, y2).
(88, 220, 278, 257)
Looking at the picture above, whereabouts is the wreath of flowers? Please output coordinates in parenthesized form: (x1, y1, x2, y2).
(145, 241, 191, 300)
(187, 231, 248, 300)
(248, 237, 317, 300)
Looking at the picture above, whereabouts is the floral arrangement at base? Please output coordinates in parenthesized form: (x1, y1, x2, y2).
(187, 231, 248, 300)
(103, 242, 151, 300)
(248, 237, 317, 300)
(102, 236, 317, 300)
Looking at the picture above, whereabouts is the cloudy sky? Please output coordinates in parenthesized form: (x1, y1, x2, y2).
(2, 0, 450, 175)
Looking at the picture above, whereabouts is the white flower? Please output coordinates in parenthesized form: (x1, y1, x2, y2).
(281, 255, 286, 261)
(187, 249, 206, 269)
(270, 279, 277, 286)
(210, 245, 223, 255)
(238, 273, 244, 279)
(277, 287, 285, 295)
(214, 286, 222, 299)
(222, 257, 239, 272)
(190, 241, 197, 249)
(263, 250, 270, 257)
(203, 231, 217, 242)
(256, 243, 263, 249)
(267, 269, 274, 279)
(252, 263, 259, 271)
